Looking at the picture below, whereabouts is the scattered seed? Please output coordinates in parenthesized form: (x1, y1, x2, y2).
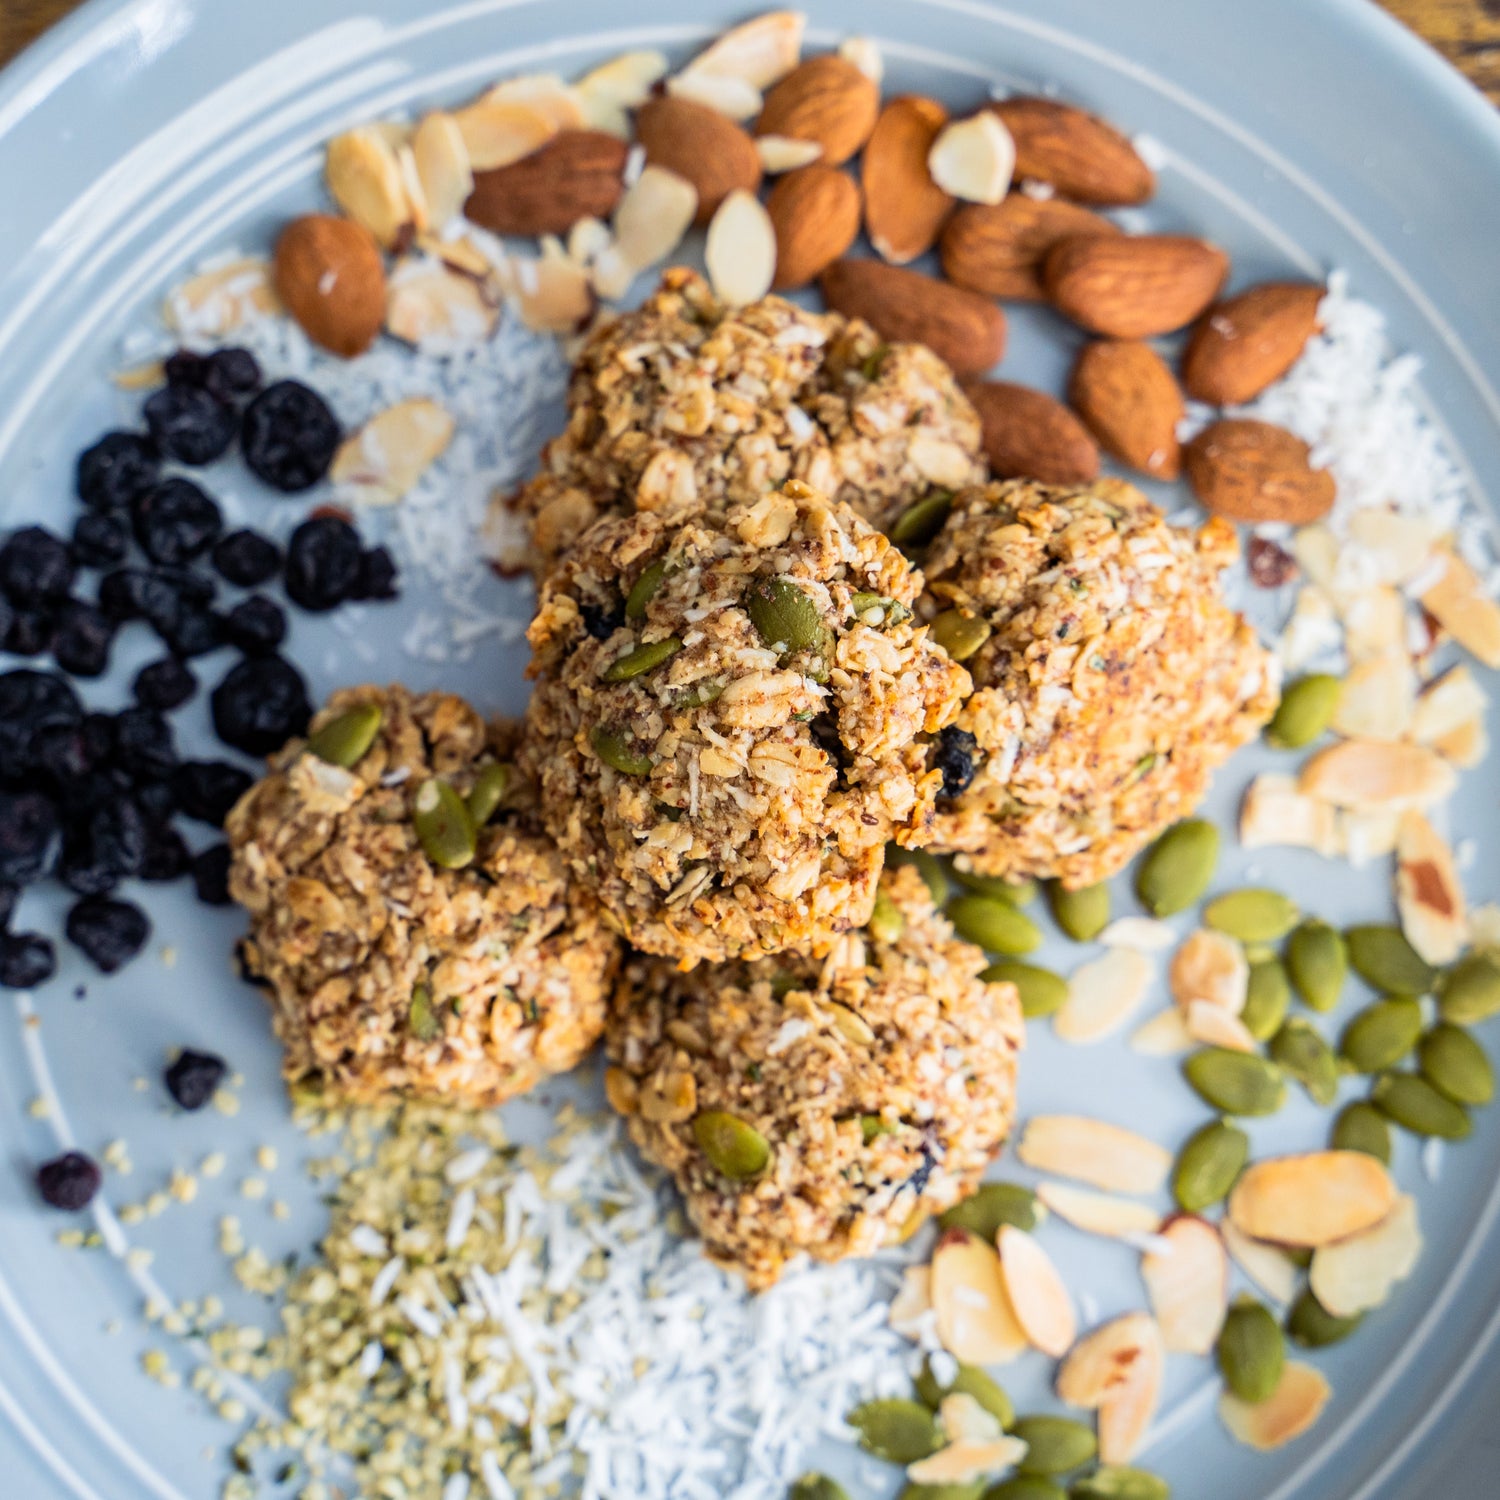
(625, 558, 667, 620)
(1285, 920, 1347, 1013)
(1047, 881, 1110, 942)
(790, 1476, 850, 1500)
(931, 608, 993, 662)
(1437, 952, 1500, 1025)
(1418, 1023, 1493, 1105)
(888, 846, 949, 905)
(1216, 1297, 1285, 1404)
(305, 703, 382, 767)
(1345, 924, 1437, 996)
(867, 888, 907, 944)
(1183, 1048, 1286, 1116)
(982, 962, 1068, 1019)
(1069, 1467, 1171, 1500)
(984, 1480, 1066, 1500)
(846, 1398, 942, 1464)
(1371, 1072, 1471, 1139)
(591, 725, 653, 776)
(952, 868, 1039, 905)
(1172, 1119, 1249, 1213)
(1203, 888, 1300, 944)
(407, 984, 441, 1041)
(1135, 819, 1218, 917)
(1339, 997, 1422, 1073)
(601, 635, 683, 681)
(851, 591, 913, 627)
(1330, 1101, 1392, 1164)
(1010, 1416, 1097, 1478)
(939, 1182, 1042, 1238)
(1266, 673, 1342, 749)
(465, 763, 513, 827)
(889, 490, 954, 548)
(693, 1110, 771, 1178)
(1286, 1287, 1363, 1348)
(1242, 958, 1292, 1040)
(1268, 1018, 1339, 1105)
(914, 1355, 1014, 1428)
(948, 895, 1043, 956)
(412, 778, 476, 869)
(1218, 1360, 1330, 1451)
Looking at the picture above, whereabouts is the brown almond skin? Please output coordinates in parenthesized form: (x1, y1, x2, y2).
(820, 259, 1006, 379)
(1069, 340, 1186, 479)
(1184, 418, 1336, 524)
(273, 214, 386, 359)
(767, 166, 862, 291)
(1182, 282, 1325, 405)
(989, 96, 1155, 205)
(757, 55, 879, 166)
(966, 381, 1100, 485)
(636, 96, 762, 225)
(863, 96, 954, 264)
(1044, 234, 1229, 339)
(464, 130, 629, 237)
(941, 197, 1120, 301)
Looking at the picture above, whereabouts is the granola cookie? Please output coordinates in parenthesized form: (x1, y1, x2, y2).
(521, 478, 970, 965)
(605, 863, 1024, 1289)
(922, 478, 1279, 888)
(226, 685, 619, 1106)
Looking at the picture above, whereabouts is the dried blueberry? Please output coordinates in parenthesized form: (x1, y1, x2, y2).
(51, 600, 117, 678)
(77, 432, 159, 511)
(133, 656, 196, 711)
(173, 760, 253, 827)
(354, 546, 399, 602)
(132, 778, 178, 825)
(284, 516, 362, 612)
(191, 842, 232, 906)
(36, 1151, 100, 1209)
(210, 654, 310, 756)
(139, 824, 189, 882)
(203, 348, 263, 404)
(0, 930, 55, 988)
(211, 529, 281, 587)
(70, 512, 131, 570)
(933, 726, 980, 799)
(225, 594, 287, 655)
(131, 477, 223, 566)
(156, 604, 225, 659)
(143, 384, 237, 466)
(99, 566, 210, 626)
(580, 598, 625, 639)
(3, 609, 53, 657)
(165, 1048, 226, 1110)
(0, 527, 75, 608)
(242, 380, 340, 492)
(0, 791, 58, 884)
(163, 349, 207, 388)
(0, 885, 18, 929)
(0, 670, 82, 780)
(30, 723, 93, 784)
(65, 896, 151, 974)
(113, 706, 178, 780)
(58, 785, 146, 895)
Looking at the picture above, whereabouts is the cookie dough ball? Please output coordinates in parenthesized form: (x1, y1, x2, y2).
(521, 478, 970, 965)
(605, 863, 1023, 1289)
(226, 685, 620, 1106)
(921, 478, 1279, 887)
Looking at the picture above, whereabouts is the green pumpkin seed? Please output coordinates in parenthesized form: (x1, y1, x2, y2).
(591, 725, 653, 777)
(1338, 997, 1422, 1073)
(413, 778, 477, 869)
(746, 576, 829, 656)
(1285, 920, 1347, 1013)
(466, 763, 513, 827)
(1216, 1297, 1285, 1404)
(889, 490, 954, 548)
(625, 559, 667, 621)
(1418, 1024, 1494, 1106)
(1266, 673, 1342, 750)
(1046, 881, 1110, 942)
(914, 1356, 1014, 1428)
(1346, 924, 1437, 997)
(846, 1398, 942, 1463)
(1135, 819, 1219, 917)
(790, 1476, 851, 1500)
(1286, 1287, 1363, 1349)
(1371, 1073, 1471, 1139)
(953, 868, 1039, 906)
(1268, 1018, 1339, 1105)
(982, 962, 1069, 1020)
(1183, 1048, 1286, 1117)
(1010, 1416, 1097, 1477)
(902, 1484, 986, 1500)
(1242, 959, 1292, 1041)
(887, 846, 950, 906)
(602, 635, 683, 682)
(1437, 952, 1500, 1025)
(1330, 1101, 1392, 1163)
(939, 1181, 1041, 1237)
(850, 591, 913, 628)
(868, 888, 907, 945)
(407, 984, 441, 1042)
(693, 1111, 772, 1179)
(1172, 1119, 1249, 1213)
(1068, 1468, 1171, 1500)
(984, 1482, 1066, 1500)
(931, 609, 993, 662)
(948, 895, 1043, 956)
(1204, 887, 1301, 944)
(306, 703, 383, 768)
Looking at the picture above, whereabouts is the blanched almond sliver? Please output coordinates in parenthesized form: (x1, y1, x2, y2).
(888, 1264, 933, 1338)
(1098, 1318, 1165, 1464)
(451, 100, 556, 171)
(566, 215, 613, 268)
(1129, 1008, 1194, 1057)
(1220, 1220, 1299, 1305)
(757, 133, 824, 173)
(1170, 928, 1249, 1014)
(1017, 1117, 1170, 1196)
(1185, 1001, 1257, 1053)
(1331, 649, 1417, 741)
(1470, 902, 1500, 949)
(1298, 738, 1458, 812)
(906, 1436, 1028, 1486)
(666, 71, 763, 121)
(1432, 716, 1489, 769)
(113, 360, 166, 391)
(1339, 807, 1401, 867)
(1035, 1182, 1161, 1241)
(574, 49, 668, 109)
(705, 189, 777, 307)
(928, 113, 1015, 205)
(1420, 550, 1500, 668)
(1141, 1216, 1229, 1355)
(396, 144, 430, 234)
(1410, 663, 1490, 746)
(163, 259, 281, 336)
(1308, 1193, 1421, 1318)
(326, 127, 412, 249)
(1239, 773, 1341, 855)
(330, 398, 455, 506)
(997, 1225, 1076, 1357)
(1053, 947, 1154, 1043)
(602, 165, 698, 292)
(931, 1230, 1027, 1365)
(839, 34, 884, 83)
(1346, 509, 1447, 585)
(509, 255, 595, 334)
(1219, 1361, 1331, 1451)
(412, 112, 473, 230)
(680, 9, 805, 88)
(480, 73, 586, 130)
(385, 261, 499, 348)
(1396, 809, 1467, 964)
(1055, 1312, 1161, 1409)
(1291, 524, 1338, 589)
(1227, 1151, 1396, 1249)
(1338, 584, 1407, 663)
(1098, 917, 1176, 951)
(1278, 585, 1342, 673)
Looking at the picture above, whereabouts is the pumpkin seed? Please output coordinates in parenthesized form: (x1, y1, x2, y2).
(1047, 881, 1110, 942)
(413, 778, 477, 869)
(850, 591, 913, 628)
(591, 725, 653, 776)
(1183, 1048, 1286, 1116)
(625, 558, 667, 620)
(1338, 998, 1422, 1073)
(867, 888, 906, 944)
(1371, 1073, 1471, 1139)
(948, 895, 1043, 956)
(1330, 1101, 1392, 1164)
(914, 1355, 1014, 1428)
(939, 1181, 1041, 1237)
(887, 846, 950, 906)
(746, 576, 828, 656)
(466, 763, 513, 827)
(1135, 819, 1218, 917)
(981, 961, 1068, 1019)
(693, 1110, 772, 1179)
(306, 703, 382, 767)
(1346, 924, 1437, 997)
(1437, 953, 1500, 1025)
(1268, 1018, 1339, 1105)
(1286, 1287, 1363, 1349)
(407, 984, 441, 1042)
(932, 609, 993, 662)
(1285, 920, 1347, 1013)
(602, 635, 683, 682)
(790, 1476, 851, 1500)
(1068, 1469, 1171, 1500)
(1418, 1024, 1494, 1106)
(1010, 1416, 1097, 1477)
(901, 1485, 986, 1500)
(1172, 1118, 1249, 1213)
(953, 868, 1039, 906)
(1242, 958, 1292, 1041)
(846, 1398, 942, 1463)
(1216, 1297, 1285, 1404)
(1266, 673, 1342, 750)
(983, 1482, 1065, 1500)
(860, 1114, 895, 1144)
(890, 490, 954, 548)
(1204, 888, 1300, 944)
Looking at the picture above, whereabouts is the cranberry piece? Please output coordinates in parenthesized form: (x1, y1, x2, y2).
(1247, 535, 1299, 589)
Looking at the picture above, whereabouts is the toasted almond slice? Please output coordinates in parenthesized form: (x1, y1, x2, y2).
(1129, 1008, 1194, 1057)
(411, 112, 473, 230)
(705, 189, 777, 307)
(1396, 809, 1467, 964)
(1220, 1220, 1299, 1305)
(1278, 585, 1343, 673)
(907, 1435, 1028, 1486)
(330, 398, 455, 506)
(928, 113, 1015, 205)
(1098, 1318, 1165, 1464)
(1420, 550, 1500, 668)
(163, 259, 282, 336)
(666, 71, 763, 121)
(1338, 584, 1407, 664)
(451, 99, 556, 171)
(112, 360, 166, 391)
(1017, 1117, 1170, 1196)
(1227, 1151, 1396, 1249)
(757, 133, 824, 172)
(1332, 649, 1417, 741)
(997, 1225, 1076, 1357)
(1291, 524, 1339, 589)
(1036, 1182, 1162, 1241)
(839, 34, 884, 83)
(396, 143, 430, 234)
(480, 73, 586, 130)
(326, 127, 412, 249)
(509, 254, 596, 333)
(604, 164, 698, 290)
(385, 259, 499, 348)
(1185, 1001, 1258, 1053)
(681, 10, 805, 89)
(931, 1229, 1027, 1365)
(1053, 946, 1154, 1044)
(574, 48, 668, 110)
(417, 233, 497, 284)
(1411, 663, 1490, 745)
(889, 1264, 933, 1338)
(1239, 773, 1342, 856)
(1219, 1361, 1331, 1451)
(1098, 917, 1176, 951)
(1055, 1312, 1161, 1408)
(1338, 807, 1401, 867)
(1170, 928, 1249, 1014)
(1141, 1216, 1229, 1355)
(1308, 1193, 1421, 1318)
(1299, 738, 1458, 812)
(1432, 715, 1489, 769)
(1346, 509, 1447, 585)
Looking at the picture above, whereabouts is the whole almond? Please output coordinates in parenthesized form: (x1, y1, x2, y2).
(464, 130, 629, 237)
(1182, 282, 1325, 405)
(1184, 418, 1336, 524)
(988, 96, 1154, 205)
(1044, 234, 1229, 339)
(863, 96, 953, 264)
(756, 54, 879, 166)
(636, 95, 762, 225)
(966, 381, 1100, 485)
(274, 214, 387, 358)
(1070, 340, 1186, 479)
(819, 259, 1006, 378)
(766, 165, 861, 291)
(940, 197, 1119, 301)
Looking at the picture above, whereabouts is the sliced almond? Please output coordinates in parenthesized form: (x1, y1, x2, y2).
(112, 360, 166, 391)
(997, 1225, 1076, 1357)
(1278, 585, 1343, 674)
(1338, 584, 1407, 664)
(396, 144, 430, 234)
(1056, 1312, 1161, 1408)
(705, 189, 777, 307)
(596, 165, 698, 298)
(940, 1392, 1005, 1445)
(1141, 1216, 1229, 1355)
(451, 100, 556, 172)
(1346, 509, 1447, 586)
(1291, 523, 1340, 590)
(1097, 1319, 1165, 1464)
(1433, 716, 1489, 769)
(411, 112, 473, 230)
(1332, 649, 1417, 741)
(1339, 807, 1402, 867)
(574, 49, 668, 115)
(1219, 1361, 1331, 1451)
(889, 1264, 934, 1338)
(1411, 664, 1490, 750)
(1017, 1117, 1170, 1196)
(1220, 1220, 1299, 1305)
(330, 398, 455, 506)
(1395, 809, 1467, 964)
(1239, 773, 1342, 856)
(928, 113, 1015, 205)
(930, 1229, 1027, 1365)
(1035, 1182, 1162, 1241)
(385, 259, 499, 348)
(667, 72, 763, 122)
(906, 1435, 1028, 1486)
(1097, 917, 1176, 951)
(508, 255, 595, 334)
(1170, 928, 1249, 1014)
(163, 258, 281, 336)
(1420, 550, 1500, 668)
(327, 127, 414, 248)
(480, 73, 586, 130)
(682, 10, 805, 89)
(1227, 1151, 1396, 1249)
(1469, 902, 1500, 949)
(1308, 1193, 1421, 1319)
(567, 215, 613, 268)
(1129, 1008, 1194, 1057)
(1053, 947, 1154, 1044)
(839, 35, 884, 83)
(1298, 738, 1458, 813)
(757, 134, 823, 172)
(1185, 1002, 1258, 1054)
